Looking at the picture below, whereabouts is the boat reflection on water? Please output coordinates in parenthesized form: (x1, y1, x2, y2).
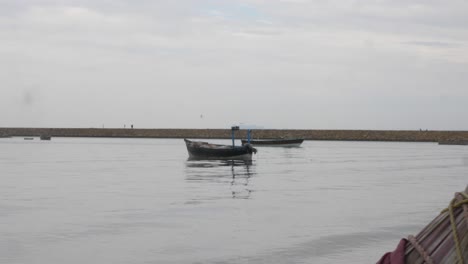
(185, 158, 255, 199)
(185, 158, 253, 168)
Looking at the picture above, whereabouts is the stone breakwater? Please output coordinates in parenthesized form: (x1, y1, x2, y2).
(1, 127, 468, 142)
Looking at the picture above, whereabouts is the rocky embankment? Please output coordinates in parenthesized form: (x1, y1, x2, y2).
(1, 127, 468, 142)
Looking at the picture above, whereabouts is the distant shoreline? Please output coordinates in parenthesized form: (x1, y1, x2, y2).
(1, 127, 468, 142)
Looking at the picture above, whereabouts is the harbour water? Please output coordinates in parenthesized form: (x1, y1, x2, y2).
(0, 137, 466, 263)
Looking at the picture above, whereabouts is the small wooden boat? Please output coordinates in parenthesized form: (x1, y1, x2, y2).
(241, 138, 304, 147)
(40, 135, 51, 140)
(438, 139, 468, 145)
(377, 186, 468, 264)
(241, 129, 304, 147)
(184, 139, 257, 160)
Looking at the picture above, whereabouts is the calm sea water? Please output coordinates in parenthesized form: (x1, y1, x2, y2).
(0, 137, 466, 264)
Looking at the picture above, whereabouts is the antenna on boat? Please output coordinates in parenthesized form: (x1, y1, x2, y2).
(231, 126, 239, 147)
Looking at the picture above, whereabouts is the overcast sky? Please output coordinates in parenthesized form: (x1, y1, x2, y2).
(1, 0, 468, 130)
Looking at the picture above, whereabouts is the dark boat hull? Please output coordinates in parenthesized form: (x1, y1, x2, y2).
(438, 140, 468, 145)
(241, 138, 304, 147)
(184, 139, 256, 160)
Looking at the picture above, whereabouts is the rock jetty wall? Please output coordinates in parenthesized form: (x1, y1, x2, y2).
(2, 127, 468, 142)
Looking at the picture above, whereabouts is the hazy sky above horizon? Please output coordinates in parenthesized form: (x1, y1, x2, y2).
(1, 0, 468, 130)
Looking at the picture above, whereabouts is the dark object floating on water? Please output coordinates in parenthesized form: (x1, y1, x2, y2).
(241, 129, 304, 147)
(241, 138, 304, 147)
(40, 135, 51, 140)
(184, 139, 257, 160)
(184, 126, 257, 160)
(376, 186, 468, 264)
(24, 137, 34, 140)
(438, 139, 468, 145)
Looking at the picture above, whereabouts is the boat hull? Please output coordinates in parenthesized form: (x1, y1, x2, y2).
(184, 139, 256, 160)
(438, 140, 468, 145)
(241, 138, 304, 147)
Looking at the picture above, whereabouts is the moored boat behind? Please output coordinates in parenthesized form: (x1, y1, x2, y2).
(241, 129, 304, 147)
(241, 138, 304, 147)
(438, 139, 468, 145)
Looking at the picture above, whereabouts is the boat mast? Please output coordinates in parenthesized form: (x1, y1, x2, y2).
(231, 126, 239, 147)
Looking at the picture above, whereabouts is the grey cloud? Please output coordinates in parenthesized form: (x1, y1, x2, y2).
(1, 1, 468, 129)
(22, 90, 34, 106)
(404, 41, 459, 48)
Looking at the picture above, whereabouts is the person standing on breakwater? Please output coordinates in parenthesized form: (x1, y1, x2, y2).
(131, 124, 133, 129)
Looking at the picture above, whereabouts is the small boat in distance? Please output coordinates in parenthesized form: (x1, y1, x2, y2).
(438, 139, 468, 145)
(241, 138, 304, 147)
(241, 129, 304, 147)
(184, 139, 257, 160)
(24, 137, 34, 140)
(40, 135, 51, 140)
